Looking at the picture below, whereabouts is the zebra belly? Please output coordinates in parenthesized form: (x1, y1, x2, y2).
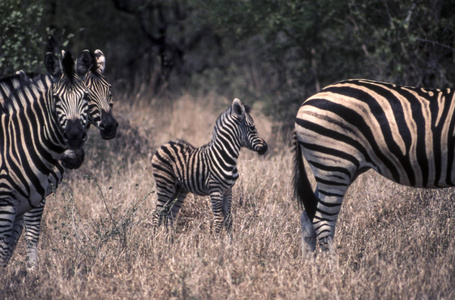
(177, 174, 211, 196)
(0, 176, 47, 216)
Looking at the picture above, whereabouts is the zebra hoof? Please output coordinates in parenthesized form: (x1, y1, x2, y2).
(61, 148, 85, 169)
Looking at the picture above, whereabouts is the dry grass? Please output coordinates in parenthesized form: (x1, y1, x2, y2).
(1, 93, 455, 299)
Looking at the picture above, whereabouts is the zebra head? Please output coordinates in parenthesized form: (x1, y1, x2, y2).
(85, 49, 119, 140)
(231, 98, 268, 155)
(44, 50, 90, 151)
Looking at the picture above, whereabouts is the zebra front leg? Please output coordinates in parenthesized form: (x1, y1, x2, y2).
(222, 188, 233, 232)
(0, 202, 20, 266)
(23, 200, 46, 269)
(210, 190, 225, 235)
(300, 211, 316, 253)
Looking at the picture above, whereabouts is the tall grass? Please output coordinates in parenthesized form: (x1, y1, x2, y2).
(1, 93, 454, 299)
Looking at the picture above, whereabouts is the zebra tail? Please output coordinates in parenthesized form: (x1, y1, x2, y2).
(292, 131, 317, 220)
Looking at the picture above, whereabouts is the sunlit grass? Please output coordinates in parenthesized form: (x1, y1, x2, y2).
(2, 93, 455, 299)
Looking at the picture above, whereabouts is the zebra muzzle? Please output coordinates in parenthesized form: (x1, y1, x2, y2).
(99, 112, 119, 140)
(256, 140, 268, 155)
(63, 120, 88, 150)
(61, 148, 85, 169)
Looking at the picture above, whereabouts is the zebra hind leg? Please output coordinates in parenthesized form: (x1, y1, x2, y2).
(300, 210, 316, 254)
(152, 186, 180, 229)
(167, 191, 188, 227)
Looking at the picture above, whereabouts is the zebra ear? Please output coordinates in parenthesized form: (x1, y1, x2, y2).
(75, 50, 93, 78)
(94, 49, 106, 74)
(44, 52, 62, 82)
(232, 98, 245, 118)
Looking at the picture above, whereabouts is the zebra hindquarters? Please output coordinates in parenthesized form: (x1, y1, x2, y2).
(151, 142, 191, 229)
(295, 104, 362, 251)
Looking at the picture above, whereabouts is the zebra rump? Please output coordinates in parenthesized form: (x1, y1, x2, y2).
(294, 78, 455, 252)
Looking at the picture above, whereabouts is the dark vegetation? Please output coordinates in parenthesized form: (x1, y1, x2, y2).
(1, 1, 455, 298)
(1, 0, 454, 127)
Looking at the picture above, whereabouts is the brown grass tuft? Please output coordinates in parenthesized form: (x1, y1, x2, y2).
(1, 93, 455, 299)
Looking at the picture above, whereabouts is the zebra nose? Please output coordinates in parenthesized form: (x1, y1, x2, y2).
(63, 120, 87, 150)
(256, 140, 268, 155)
(99, 113, 119, 140)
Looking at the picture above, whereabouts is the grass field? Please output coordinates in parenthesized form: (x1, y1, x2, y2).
(1, 93, 455, 299)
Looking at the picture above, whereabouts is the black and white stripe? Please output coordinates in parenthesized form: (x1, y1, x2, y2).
(0, 50, 91, 266)
(84, 49, 118, 140)
(152, 98, 268, 233)
(294, 78, 455, 251)
(13, 50, 118, 268)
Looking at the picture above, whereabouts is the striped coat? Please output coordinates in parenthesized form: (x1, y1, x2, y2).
(294, 79, 455, 250)
(152, 98, 267, 233)
(0, 50, 91, 266)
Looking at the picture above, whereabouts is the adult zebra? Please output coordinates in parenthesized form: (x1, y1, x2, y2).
(152, 98, 268, 233)
(8, 49, 119, 268)
(294, 78, 455, 252)
(0, 50, 91, 266)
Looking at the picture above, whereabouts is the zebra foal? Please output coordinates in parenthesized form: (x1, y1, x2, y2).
(294, 79, 455, 252)
(0, 50, 91, 266)
(152, 98, 268, 233)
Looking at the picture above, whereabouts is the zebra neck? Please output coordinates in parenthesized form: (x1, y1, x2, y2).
(38, 82, 67, 155)
(207, 135, 241, 166)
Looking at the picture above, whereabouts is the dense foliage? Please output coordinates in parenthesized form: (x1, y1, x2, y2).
(1, 0, 454, 124)
(0, 0, 46, 75)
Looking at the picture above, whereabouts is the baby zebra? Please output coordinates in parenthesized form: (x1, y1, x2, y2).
(151, 98, 268, 233)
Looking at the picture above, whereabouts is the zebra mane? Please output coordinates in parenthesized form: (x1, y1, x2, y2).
(62, 51, 75, 80)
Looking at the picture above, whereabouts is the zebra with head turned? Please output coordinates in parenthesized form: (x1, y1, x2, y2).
(84, 49, 118, 140)
(11, 49, 119, 268)
(294, 78, 455, 252)
(152, 98, 268, 233)
(0, 50, 91, 266)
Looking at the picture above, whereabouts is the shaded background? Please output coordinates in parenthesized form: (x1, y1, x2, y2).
(1, 0, 454, 126)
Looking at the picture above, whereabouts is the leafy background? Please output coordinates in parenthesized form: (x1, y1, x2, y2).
(1, 0, 454, 126)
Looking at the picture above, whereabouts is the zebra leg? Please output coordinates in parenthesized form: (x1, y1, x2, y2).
(23, 200, 46, 269)
(6, 215, 25, 266)
(167, 191, 188, 227)
(0, 202, 21, 266)
(210, 190, 225, 234)
(222, 188, 233, 232)
(300, 210, 316, 253)
(152, 185, 180, 228)
(313, 192, 346, 251)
